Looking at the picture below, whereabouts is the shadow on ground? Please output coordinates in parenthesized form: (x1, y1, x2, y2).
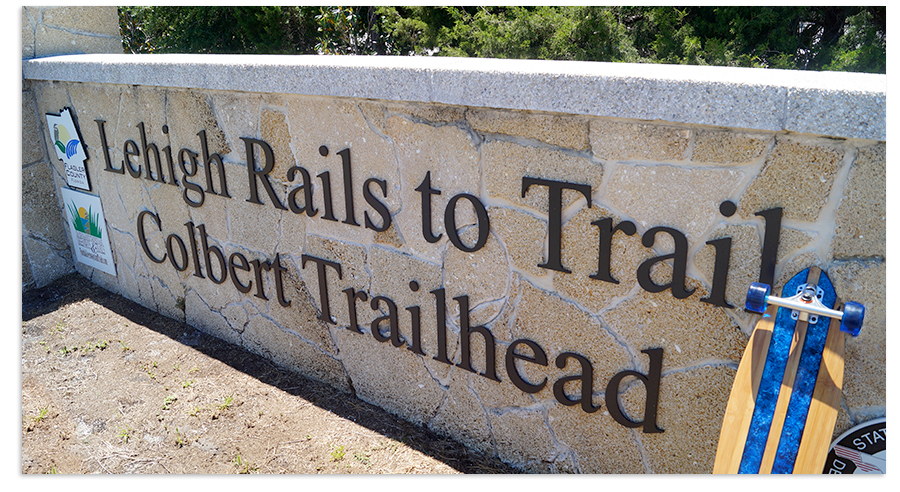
(22, 273, 518, 474)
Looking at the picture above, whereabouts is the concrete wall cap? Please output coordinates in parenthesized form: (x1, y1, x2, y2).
(23, 54, 885, 140)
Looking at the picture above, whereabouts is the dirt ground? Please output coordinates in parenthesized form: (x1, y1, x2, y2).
(20, 273, 516, 475)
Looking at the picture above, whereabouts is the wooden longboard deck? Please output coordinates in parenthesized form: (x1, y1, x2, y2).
(714, 267, 846, 474)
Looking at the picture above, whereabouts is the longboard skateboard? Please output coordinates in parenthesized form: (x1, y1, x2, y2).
(713, 267, 865, 474)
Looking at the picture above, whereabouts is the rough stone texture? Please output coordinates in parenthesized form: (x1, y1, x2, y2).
(590, 121, 691, 162)
(23, 78, 72, 291)
(22, 89, 46, 165)
(468, 108, 589, 150)
(22, 233, 74, 290)
(260, 109, 296, 182)
(555, 205, 656, 314)
(605, 162, 745, 242)
(388, 114, 481, 264)
(22, 8, 37, 59)
(694, 223, 817, 317)
(367, 246, 444, 356)
(302, 235, 371, 328)
(23, 55, 886, 140)
(828, 261, 886, 427)
(224, 158, 284, 254)
(334, 326, 446, 427)
(786, 87, 886, 142)
(488, 207, 548, 280)
(23, 49, 885, 474)
(23, 5, 122, 291)
(30, 6, 122, 58)
(509, 282, 633, 403)
(832, 143, 886, 259)
(601, 274, 746, 369)
(484, 140, 603, 214)
(488, 407, 556, 472)
(428, 370, 494, 454)
(443, 229, 510, 327)
(622, 365, 736, 473)
(548, 403, 645, 473)
(692, 130, 772, 164)
(693, 223, 761, 317)
(209, 92, 262, 153)
(22, 162, 69, 252)
(41, 6, 121, 38)
(241, 309, 350, 393)
(739, 136, 844, 222)
(285, 96, 399, 246)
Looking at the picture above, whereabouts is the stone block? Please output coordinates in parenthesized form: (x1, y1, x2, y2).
(694, 223, 817, 316)
(388, 114, 480, 263)
(22, 234, 73, 289)
(286, 96, 399, 246)
(605, 162, 745, 243)
(41, 6, 120, 36)
(739, 136, 844, 222)
(590, 121, 690, 162)
(22, 8, 37, 59)
(443, 229, 510, 328)
(209, 92, 262, 153)
(828, 261, 885, 416)
(601, 274, 746, 369)
(34, 24, 121, 58)
(468, 108, 589, 150)
(488, 207, 548, 279)
(832, 143, 886, 259)
(361, 101, 467, 136)
(260, 109, 296, 183)
(692, 130, 772, 164)
(484, 140, 602, 214)
(183, 286, 237, 345)
(260, 255, 340, 355)
(65, 82, 124, 142)
(145, 274, 186, 323)
(548, 402, 645, 473)
(224, 158, 283, 255)
(428, 369, 493, 452)
(301, 235, 370, 328)
(333, 327, 445, 426)
(621, 365, 735, 473)
(488, 408, 555, 472)
(165, 89, 230, 160)
(507, 282, 632, 404)
(22, 162, 68, 247)
(555, 204, 655, 313)
(368, 246, 443, 356)
(22, 90, 46, 165)
(241, 313, 350, 393)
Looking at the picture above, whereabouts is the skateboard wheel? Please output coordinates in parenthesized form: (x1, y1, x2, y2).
(840, 301, 865, 336)
(745, 282, 770, 313)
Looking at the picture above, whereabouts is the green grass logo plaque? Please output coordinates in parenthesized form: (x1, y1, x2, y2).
(60, 188, 116, 276)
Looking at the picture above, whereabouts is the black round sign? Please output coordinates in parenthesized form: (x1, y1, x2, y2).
(823, 418, 886, 474)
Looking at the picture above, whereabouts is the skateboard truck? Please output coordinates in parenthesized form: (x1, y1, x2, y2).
(745, 282, 865, 337)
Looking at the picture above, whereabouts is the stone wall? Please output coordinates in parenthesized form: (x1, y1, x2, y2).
(22, 53, 885, 473)
(22, 6, 121, 290)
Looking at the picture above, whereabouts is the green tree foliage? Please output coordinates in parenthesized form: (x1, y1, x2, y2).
(119, 6, 320, 54)
(118, 6, 885, 73)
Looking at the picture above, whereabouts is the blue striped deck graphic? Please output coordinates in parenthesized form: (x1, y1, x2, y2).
(736, 268, 838, 473)
(770, 273, 836, 473)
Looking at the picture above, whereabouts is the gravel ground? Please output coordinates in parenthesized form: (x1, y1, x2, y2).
(20, 273, 517, 475)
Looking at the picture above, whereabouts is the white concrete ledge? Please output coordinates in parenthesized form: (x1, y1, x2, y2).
(23, 53, 885, 140)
